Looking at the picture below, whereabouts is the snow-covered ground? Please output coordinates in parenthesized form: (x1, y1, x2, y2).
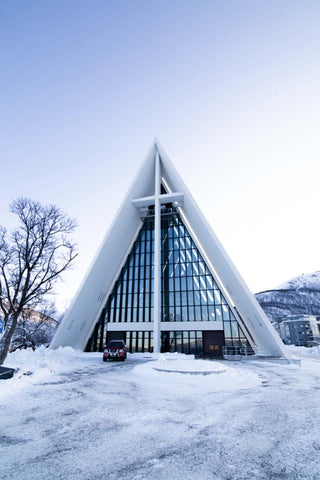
(1, 347, 320, 480)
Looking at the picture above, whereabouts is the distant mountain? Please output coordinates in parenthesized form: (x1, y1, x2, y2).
(255, 271, 320, 323)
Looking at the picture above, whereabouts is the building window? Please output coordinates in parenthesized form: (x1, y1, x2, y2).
(87, 208, 249, 351)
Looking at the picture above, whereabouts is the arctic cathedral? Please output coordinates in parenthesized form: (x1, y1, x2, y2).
(51, 142, 291, 361)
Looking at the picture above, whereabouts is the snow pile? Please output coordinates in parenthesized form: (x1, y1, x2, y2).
(0, 348, 262, 402)
(131, 353, 261, 392)
(5, 345, 99, 375)
(287, 344, 320, 359)
(1, 346, 101, 400)
(151, 353, 227, 374)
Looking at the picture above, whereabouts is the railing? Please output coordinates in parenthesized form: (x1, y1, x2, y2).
(222, 345, 255, 359)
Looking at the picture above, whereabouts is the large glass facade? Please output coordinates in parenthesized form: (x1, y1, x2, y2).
(87, 206, 250, 353)
(160, 331, 204, 355)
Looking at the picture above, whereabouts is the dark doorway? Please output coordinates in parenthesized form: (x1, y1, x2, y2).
(106, 331, 126, 345)
(203, 331, 225, 358)
(161, 332, 170, 352)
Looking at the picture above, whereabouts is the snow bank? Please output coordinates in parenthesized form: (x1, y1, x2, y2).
(1, 347, 261, 402)
(151, 353, 227, 373)
(1, 346, 100, 400)
(5, 345, 100, 374)
(287, 344, 320, 359)
(131, 353, 261, 392)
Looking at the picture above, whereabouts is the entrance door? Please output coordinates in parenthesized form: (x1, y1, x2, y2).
(161, 332, 170, 352)
(203, 331, 225, 358)
(106, 331, 126, 344)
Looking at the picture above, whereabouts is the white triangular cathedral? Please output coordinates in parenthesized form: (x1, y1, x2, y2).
(51, 141, 291, 360)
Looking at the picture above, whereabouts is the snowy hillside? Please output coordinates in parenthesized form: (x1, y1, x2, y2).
(255, 271, 320, 323)
(277, 270, 320, 290)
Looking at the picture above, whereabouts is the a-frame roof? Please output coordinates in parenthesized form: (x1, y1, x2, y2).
(51, 141, 291, 360)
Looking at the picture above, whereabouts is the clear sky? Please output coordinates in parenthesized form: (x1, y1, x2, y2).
(1, 1, 320, 311)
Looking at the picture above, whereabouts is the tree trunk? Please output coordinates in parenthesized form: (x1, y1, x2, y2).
(0, 314, 18, 365)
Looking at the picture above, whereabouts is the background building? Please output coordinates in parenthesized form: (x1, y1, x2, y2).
(279, 315, 320, 346)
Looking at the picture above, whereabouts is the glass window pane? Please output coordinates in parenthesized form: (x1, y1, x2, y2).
(208, 305, 215, 320)
(175, 292, 181, 306)
(181, 292, 188, 306)
(200, 290, 208, 305)
(188, 305, 195, 321)
(201, 306, 208, 320)
(222, 305, 230, 321)
(231, 321, 239, 339)
(207, 290, 214, 305)
(181, 306, 188, 321)
(214, 290, 221, 304)
(188, 290, 194, 305)
(224, 322, 232, 345)
(176, 332, 182, 352)
(196, 332, 203, 355)
(189, 331, 196, 354)
(198, 261, 206, 274)
(215, 306, 222, 321)
(195, 306, 202, 321)
(194, 291, 201, 305)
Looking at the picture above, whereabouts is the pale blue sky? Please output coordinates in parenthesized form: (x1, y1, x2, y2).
(1, 1, 320, 310)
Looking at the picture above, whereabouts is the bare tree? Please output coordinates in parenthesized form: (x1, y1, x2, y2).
(0, 198, 77, 364)
(11, 302, 58, 352)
